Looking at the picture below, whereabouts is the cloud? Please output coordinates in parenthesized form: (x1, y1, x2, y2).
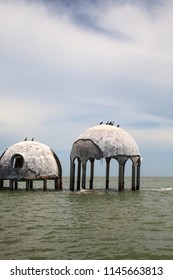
(0, 0, 173, 175)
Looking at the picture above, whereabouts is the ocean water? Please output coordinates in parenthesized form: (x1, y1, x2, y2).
(0, 177, 173, 260)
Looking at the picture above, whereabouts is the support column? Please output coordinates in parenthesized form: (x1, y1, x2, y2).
(89, 159, 94, 189)
(0, 179, 4, 188)
(55, 177, 62, 190)
(70, 160, 75, 191)
(43, 178, 47, 191)
(77, 159, 81, 191)
(105, 158, 110, 189)
(26, 179, 30, 190)
(26, 180, 33, 190)
(132, 163, 136, 191)
(122, 164, 125, 191)
(10, 180, 14, 190)
(14, 181, 18, 190)
(55, 178, 58, 190)
(136, 162, 141, 190)
(29, 180, 33, 190)
(118, 164, 124, 191)
(59, 176, 63, 190)
(82, 162, 86, 189)
(118, 156, 127, 191)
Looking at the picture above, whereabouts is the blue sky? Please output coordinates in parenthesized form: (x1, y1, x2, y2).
(1, 0, 173, 176)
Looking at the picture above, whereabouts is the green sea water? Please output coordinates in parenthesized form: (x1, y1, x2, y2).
(0, 177, 173, 260)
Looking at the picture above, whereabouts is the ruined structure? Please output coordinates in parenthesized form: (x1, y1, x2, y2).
(70, 125, 141, 191)
(0, 141, 62, 190)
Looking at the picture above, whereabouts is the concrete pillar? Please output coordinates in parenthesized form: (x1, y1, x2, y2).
(105, 158, 110, 189)
(59, 177, 63, 190)
(55, 177, 62, 190)
(77, 159, 81, 191)
(0, 179, 4, 188)
(132, 163, 136, 191)
(14, 181, 18, 190)
(122, 164, 125, 191)
(70, 161, 75, 191)
(10, 180, 14, 190)
(26, 180, 30, 190)
(43, 178, 47, 191)
(26, 180, 33, 190)
(118, 156, 127, 191)
(55, 178, 58, 190)
(118, 164, 124, 191)
(136, 162, 140, 190)
(29, 180, 33, 190)
(89, 159, 94, 189)
(82, 162, 86, 189)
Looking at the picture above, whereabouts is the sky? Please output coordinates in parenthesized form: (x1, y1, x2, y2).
(1, 0, 173, 176)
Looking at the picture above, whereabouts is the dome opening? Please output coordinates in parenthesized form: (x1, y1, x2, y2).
(11, 154, 24, 169)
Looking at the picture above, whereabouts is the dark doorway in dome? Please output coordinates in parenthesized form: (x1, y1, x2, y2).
(11, 154, 24, 169)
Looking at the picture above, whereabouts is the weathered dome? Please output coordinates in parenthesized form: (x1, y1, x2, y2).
(0, 141, 61, 180)
(71, 125, 140, 162)
(70, 125, 141, 191)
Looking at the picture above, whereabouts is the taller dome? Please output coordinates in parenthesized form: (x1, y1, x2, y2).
(70, 124, 141, 191)
(78, 125, 140, 158)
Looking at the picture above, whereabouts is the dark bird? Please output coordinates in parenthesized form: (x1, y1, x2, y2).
(106, 121, 109, 125)
(117, 124, 120, 127)
(100, 121, 103, 125)
(32, 137, 34, 141)
(24, 137, 27, 141)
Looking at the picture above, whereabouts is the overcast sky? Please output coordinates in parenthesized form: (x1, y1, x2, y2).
(1, 0, 173, 177)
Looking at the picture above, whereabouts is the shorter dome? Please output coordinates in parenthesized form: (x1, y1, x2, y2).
(0, 141, 61, 180)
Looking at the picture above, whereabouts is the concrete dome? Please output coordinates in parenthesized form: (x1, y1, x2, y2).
(70, 124, 141, 191)
(0, 141, 61, 180)
(74, 125, 140, 159)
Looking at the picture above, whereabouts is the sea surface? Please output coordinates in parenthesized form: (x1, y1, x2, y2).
(0, 177, 173, 260)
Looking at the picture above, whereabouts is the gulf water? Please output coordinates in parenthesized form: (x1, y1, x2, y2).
(0, 177, 173, 260)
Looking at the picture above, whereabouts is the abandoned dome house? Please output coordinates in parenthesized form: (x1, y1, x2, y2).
(0, 123, 141, 192)
(70, 124, 141, 191)
(0, 140, 62, 190)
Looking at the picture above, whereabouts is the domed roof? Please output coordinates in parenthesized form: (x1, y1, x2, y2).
(77, 125, 140, 158)
(0, 141, 61, 180)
